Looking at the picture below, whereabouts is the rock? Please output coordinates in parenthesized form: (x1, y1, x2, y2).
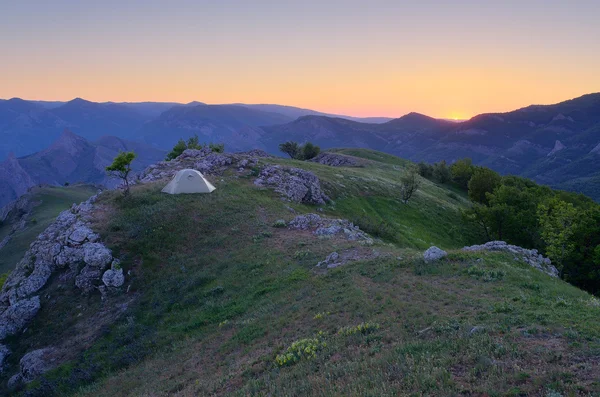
(0, 344, 10, 372)
(0, 296, 41, 340)
(310, 152, 359, 167)
(102, 264, 125, 288)
(423, 246, 447, 263)
(0, 194, 116, 339)
(288, 214, 373, 243)
(288, 214, 322, 230)
(139, 150, 262, 183)
(7, 373, 21, 389)
(18, 348, 56, 383)
(317, 252, 340, 268)
(254, 165, 330, 205)
(462, 241, 559, 277)
(83, 243, 113, 269)
(75, 266, 104, 292)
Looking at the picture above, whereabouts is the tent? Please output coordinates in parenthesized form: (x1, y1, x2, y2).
(161, 169, 216, 194)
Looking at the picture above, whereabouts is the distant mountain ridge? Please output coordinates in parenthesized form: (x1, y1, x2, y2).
(0, 98, 394, 160)
(261, 93, 600, 200)
(0, 130, 165, 208)
(2, 93, 600, 201)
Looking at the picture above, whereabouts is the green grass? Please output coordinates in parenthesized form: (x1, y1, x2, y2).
(4, 149, 599, 396)
(0, 185, 97, 274)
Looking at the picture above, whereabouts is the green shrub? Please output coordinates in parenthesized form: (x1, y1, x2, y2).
(275, 336, 327, 366)
(0, 272, 9, 289)
(466, 266, 505, 282)
(272, 219, 287, 228)
(338, 322, 380, 336)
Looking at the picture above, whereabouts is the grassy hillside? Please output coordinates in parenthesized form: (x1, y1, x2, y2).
(0, 185, 98, 274)
(8, 150, 600, 396)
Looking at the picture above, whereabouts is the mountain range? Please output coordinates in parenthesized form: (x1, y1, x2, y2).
(0, 98, 393, 160)
(1, 93, 599, 205)
(0, 131, 165, 208)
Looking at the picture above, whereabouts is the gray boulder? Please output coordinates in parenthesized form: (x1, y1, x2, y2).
(423, 246, 448, 263)
(288, 214, 373, 243)
(83, 243, 113, 269)
(254, 165, 330, 205)
(102, 262, 125, 288)
(0, 296, 41, 340)
(16, 348, 56, 383)
(310, 152, 359, 167)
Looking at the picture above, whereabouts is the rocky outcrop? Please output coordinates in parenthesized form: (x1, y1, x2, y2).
(8, 347, 56, 386)
(462, 241, 559, 277)
(547, 140, 566, 156)
(310, 152, 360, 167)
(423, 246, 447, 263)
(0, 194, 118, 342)
(288, 214, 372, 243)
(139, 148, 261, 183)
(316, 249, 380, 269)
(254, 166, 330, 205)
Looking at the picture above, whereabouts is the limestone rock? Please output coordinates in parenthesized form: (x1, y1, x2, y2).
(83, 243, 113, 268)
(102, 262, 125, 288)
(423, 246, 447, 263)
(254, 165, 330, 205)
(288, 214, 372, 243)
(17, 348, 56, 383)
(0, 296, 40, 340)
(462, 241, 558, 277)
(0, 194, 115, 342)
(310, 152, 359, 167)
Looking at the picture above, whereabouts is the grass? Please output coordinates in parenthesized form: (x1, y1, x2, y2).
(0, 185, 98, 274)
(3, 149, 599, 396)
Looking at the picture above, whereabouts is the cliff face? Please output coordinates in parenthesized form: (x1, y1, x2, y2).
(0, 154, 36, 209)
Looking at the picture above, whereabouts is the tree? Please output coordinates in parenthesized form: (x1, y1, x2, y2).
(468, 167, 501, 205)
(450, 158, 474, 190)
(106, 151, 136, 195)
(166, 139, 188, 161)
(432, 160, 451, 183)
(279, 141, 300, 159)
(166, 134, 224, 160)
(301, 142, 320, 160)
(417, 162, 433, 178)
(399, 167, 421, 204)
(538, 198, 580, 271)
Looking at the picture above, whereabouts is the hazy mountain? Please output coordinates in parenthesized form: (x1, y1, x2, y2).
(0, 130, 166, 208)
(0, 98, 67, 159)
(234, 103, 393, 123)
(138, 104, 294, 150)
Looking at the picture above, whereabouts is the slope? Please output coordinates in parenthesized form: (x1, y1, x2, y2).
(2, 149, 598, 396)
(0, 185, 98, 274)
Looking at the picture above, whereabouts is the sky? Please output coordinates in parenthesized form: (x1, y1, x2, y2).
(1, 0, 599, 119)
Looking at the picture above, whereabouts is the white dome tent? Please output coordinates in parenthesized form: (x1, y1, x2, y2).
(161, 169, 216, 194)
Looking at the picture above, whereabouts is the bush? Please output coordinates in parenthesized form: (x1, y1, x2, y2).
(433, 160, 451, 183)
(278, 141, 320, 160)
(166, 134, 224, 160)
(417, 162, 433, 178)
(275, 336, 327, 366)
(338, 322, 380, 336)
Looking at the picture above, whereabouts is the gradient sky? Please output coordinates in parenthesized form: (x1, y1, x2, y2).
(1, 0, 599, 119)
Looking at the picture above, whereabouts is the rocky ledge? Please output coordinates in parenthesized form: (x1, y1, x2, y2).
(309, 152, 360, 167)
(254, 166, 330, 205)
(288, 213, 373, 243)
(0, 193, 122, 378)
(139, 148, 270, 183)
(462, 241, 559, 278)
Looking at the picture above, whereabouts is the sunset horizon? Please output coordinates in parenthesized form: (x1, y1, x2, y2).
(2, 1, 600, 119)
